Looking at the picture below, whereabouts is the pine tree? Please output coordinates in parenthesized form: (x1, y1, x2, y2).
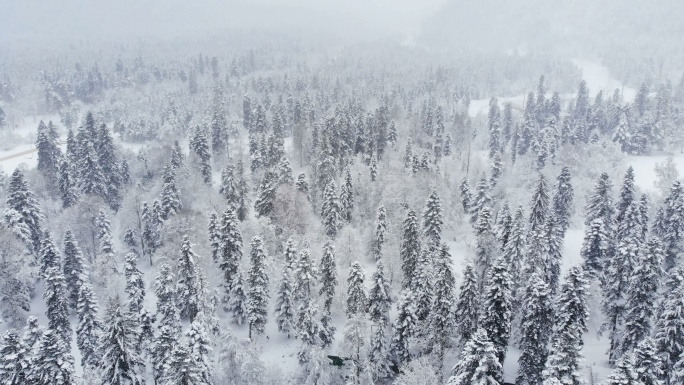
(455, 264, 479, 344)
(622, 237, 663, 354)
(4, 168, 44, 255)
(0, 330, 29, 385)
(392, 290, 417, 365)
(319, 241, 338, 313)
(422, 190, 443, 247)
(247, 236, 269, 338)
(275, 262, 295, 338)
(177, 236, 200, 322)
(321, 180, 341, 237)
(372, 204, 387, 259)
(480, 257, 512, 364)
(58, 157, 79, 208)
(98, 298, 145, 385)
(160, 163, 182, 219)
(542, 266, 589, 385)
(347, 261, 367, 317)
(28, 329, 75, 385)
(552, 166, 574, 236)
(446, 328, 503, 385)
(218, 207, 242, 295)
(515, 273, 552, 385)
(400, 209, 421, 289)
(76, 275, 102, 369)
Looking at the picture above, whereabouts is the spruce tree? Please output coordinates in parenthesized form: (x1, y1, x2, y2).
(76, 275, 102, 369)
(254, 170, 278, 218)
(124, 252, 145, 314)
(369, 260, 393, 381)
(372, 204, 387, 259)
(0, 330, 29, 385)
(319, 241, 338, 313)
(413, 248, 434, 322)
(4, 168, 44, 255)
(219, 164, 239, 206)
(542, 266, 589, 385)
(96, 123, 122, 210)
(480, 257, 512, 364)
(400, 209, 421, 289)
(78, 141, 107, 198)
(177, 236, 200, 322)
(184, 317, 213, 385)
(455, 264, 479, 344)
(321, 180, 341, 237)
(28, 329, 75, 385)
(160, 163, 182, 219)
(604, 355, 641, 385)
(247, 236, 269, 337)
(208, 211, 220, 263)
(154, 262, 177, 326)
(581, 217, 610, 277)
(43, 263, 71, 345)
(347, 261, 367, 317)
(633, 338, 663, 385)
(446, 328, 502, 385)
(503, 207, 526, 294)
(275, 262, 295, 338)
(622, 237, 663, 354)
(515, 273, 552, 385)
(392, 290, 417, 365)
(653, 268, 684, 378)
(459, 177, 473, 213)
(219, 207, 243, 296)
(528, 173, 550, 235)
(616, 167, 637, 226)
(422, 189, 443, 247)
(36, 120, 62, 176)
(62, 229, 85, 309)
(585, 172, 615, 230)
(227, 269, 248, 325)
(190, 126, 212, 185)
(428, 244, 456, 377)
(58, 157, 79, 208)
(552, 166, 574, 236)
(470, 175, 492, 225)
(663, 180, 684, 270)
(98, 298, 145, 385)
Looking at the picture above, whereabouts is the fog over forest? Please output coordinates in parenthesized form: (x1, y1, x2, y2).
(0, 1, 683, 385)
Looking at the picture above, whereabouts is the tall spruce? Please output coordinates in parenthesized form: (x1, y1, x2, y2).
(247, 236, 269, 338)
(4, 168, 44, 256)
(552, 166, 574, 236)
(98, 298, 145, 385)
(177, 236, 201, 322)
(400, 209, 421, 289)
(422, 190, 443, 247)
(480, 257, 512, 365)
(515, 273, 552, 385)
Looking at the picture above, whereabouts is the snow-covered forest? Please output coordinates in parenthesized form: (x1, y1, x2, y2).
(1, 1, 684, 384)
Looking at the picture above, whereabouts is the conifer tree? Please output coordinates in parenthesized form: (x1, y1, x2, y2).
(4, 168, 44, 255)
(321, 180, 341, 237)
(653, 268, 684, 377)
(319, 241, 337, 313)
(372, 204, 387, 259)
(480, 257, 512, 364)
(28, 329, 75, 385)
(542, 266, 589, 385)
(96, 123, 122, 210)
(347, 261, 367, 317)
(470, 175, 492, 225)
(459, 177, 473, 213)
(152, 308, 181, 382)
(154, 262, 177, 326)
(474, 206, 497, 291)
(98, 298, 145, 385)
(44, 263, 71, 346)
(369, 260, 393, 381)
(62, 229, 85, 309)
(604, 355, 641, 385)
(296, 173, 309, 196)
(275, 262, 295, 338)
(247, 237, 269, 337)
(616, 167, 637, 226)
(0, 330, 29, 385)
(22, 316, 43, 351)
(36, 120, 62, 176)
(528, 173, 550, 235)
(622, 237, 663, 354)
(228, 269, 248, 325)
(413, 248, 434, 322)
(190, 126, 212, 185)
(428, 244, 456, 376)
(219, 164, 239, 206)
(496, 203, 513, 249)
(124, 252, 145, 314)
(219, 207, 242, 295)
(254, 170, 278, 218)
(515, 273, 552, 385)
(121, 158, 131, 185)
(422, 190, 443, 247)
(208, 211, 220, 263)
(446, 328, 502, 385)
(184, 317, 213, 385)
(503, 207, 526, 292)
(633, 338, 662, 385)
(552, 166, 574, 236)
(392, 290, 417, 365)
(585, 172, 615, 229)
(76, 275, 102, 369)
(455, 264, 479, 344)
(546, 215, 564, 295)
(400, 209, 421, 289)
(160, 163, 182, 219)
(58, 157, 79, 208)
(177, 236, 200, 322)
(581, 217, 610, 277)
(663, 180, 684, 270)
(278, 157, 294, 185)
(78, 141, 107, 198)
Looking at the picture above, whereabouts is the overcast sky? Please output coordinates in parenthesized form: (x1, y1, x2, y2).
(0, 0, 447, 43)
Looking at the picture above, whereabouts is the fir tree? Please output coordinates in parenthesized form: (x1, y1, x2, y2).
(503, 207, 526, 294)
(98, 298, 145, 385)
(121, 158, 131, 185)
(552, 166, 574, 236)
(392, 290, 417, 365)
(400, 209, 421, 289)
(480, 257, 512, 364)
(76, 275, 102, 369)
(372, 204, 388, 259)
(622, 237, 663, 355)
(0, 330, 29, 385)
(319, 241, 338, 313)
(36, 120, 62, 177)
(446, 328, 503, 385)
(43, 264, 71, 345)
(529, 173, 550, 235)
(542, 266, 589, 385)
(459, 177, 473, 213)
(413, 248, 434, 322)
(455, 264, 479, 344)
(321, 180, 341, 238)
(58, 157, 79, 208)
(96, 123, 122, 210)
(653, 268, 684, 378)
(663, 180, 684, 270)
(633, 338, 663, 385)
(177, 236, 200, 322)
(22, 316, 43, 351)
(62, 229, 85, 309)
(422, 190, 443, 247)
(347, 261, 367, 317)
(368, 261, 393, 378)
(296, 173, 309, 196)
(247, 237, 269, 338)
(275, 262, 295, 338)
(78, 141, 107, 198)
(160, 163, 182, 219)
(208, 211, 220, 263)
(428, 244, 456, 377)
(227, 269, 248, 325)
(124, 252, 145, 314)
(28, 329, 75, 385)
(219, 207, 242, 294)
(515, 273, 552, 385)
(190, 126, 212, 185)
(470, 175, 492, 225)
(154, 262, 177, 325)
(604, 355, 642, 385)
(4, 168, 44, 255)
(152, 314, 180, 382)
(219, 164, 239, 207)
(254, 170, 278, 218)
(184, 317, 213, 385)
(585, 172, 615, 229)
(616, 167, 637, 226)
(581, 217, 610, 277)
